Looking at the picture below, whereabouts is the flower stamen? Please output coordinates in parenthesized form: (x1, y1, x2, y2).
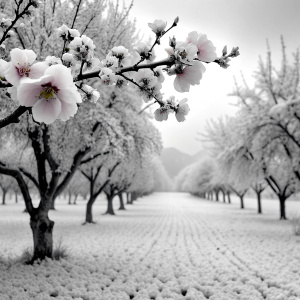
(39, 82, 59, 100)
(16, 64, 31, 77)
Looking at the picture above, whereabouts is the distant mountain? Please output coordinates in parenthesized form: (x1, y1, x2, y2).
(161, 147, 207, 178)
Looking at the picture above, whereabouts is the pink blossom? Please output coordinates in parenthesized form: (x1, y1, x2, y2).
(154, 106, 171, 122)
(187, 31, 217, 62)
(17, 64, 81, 124)
(5, 48, 48, 86)
(0, 59, 10, 78)
(175, 42, 197, 64)
(175, 98, 190, 122)
(173, 61, 206, 92)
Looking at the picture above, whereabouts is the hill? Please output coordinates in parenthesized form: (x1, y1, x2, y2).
(161, 147, 206, 178)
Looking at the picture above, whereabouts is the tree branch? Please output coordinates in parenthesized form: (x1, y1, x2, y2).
(19, 167, 39, 191)
(74, 57, 174, 82)
(0, 106, 29, 129)
(0, 164, 34, 215)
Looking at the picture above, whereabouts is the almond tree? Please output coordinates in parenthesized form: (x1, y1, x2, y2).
(232, 39, 300, 219)
(0, 0, 238, 262)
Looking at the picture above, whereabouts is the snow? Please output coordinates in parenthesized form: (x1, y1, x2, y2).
(0, 193, 300, 300)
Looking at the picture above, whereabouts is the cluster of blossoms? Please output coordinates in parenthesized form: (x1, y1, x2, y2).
(0, 25, 103, 124)
(0, 16, 239, 125)
(154, 96, 190, 122)
(0, 48, 82, 124)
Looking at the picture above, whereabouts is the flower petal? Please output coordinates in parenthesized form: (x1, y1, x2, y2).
(174, 75, 190, 92)
(17, 79, 43, 106)
(187, 31, 199, 45)
(23, 49, 37, 64)
(197, 35, 217, 62)
(7, 86, 18, 102)
(57, 87, 82, 104)
(58, 101, 78, 121)
(5, 64, 22, 86)
(0, 59, 10, 78)
(32, 97, 61, 124)
(10, 48, 28, 66)
(45, 64, 73, 89)
(29, 62, 48, 79)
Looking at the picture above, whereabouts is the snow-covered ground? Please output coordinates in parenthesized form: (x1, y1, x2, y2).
(0, 193, 300, 300)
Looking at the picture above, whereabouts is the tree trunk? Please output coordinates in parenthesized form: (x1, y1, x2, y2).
(118, 193, 125, 210)
(240, 195, 244, 209)
(105, 196, 115, 215)
(215, 190, 219, 202)
(131, 191, 138, 202)
(15, 191, 18, 203)
(126, 192, 132, 204)
(50, 197, 56, 210)
(256, 191, 262, 214)
(221, 190, 226, 203)
(2, 189, 6, 205)
(73, 194, 78, 205)
(30, 209, 54, 261)
(68, 192, 72, 205)
(227, 191, 231, 204)
(85, 196, 97, 223)
(279, 196, 287, 220)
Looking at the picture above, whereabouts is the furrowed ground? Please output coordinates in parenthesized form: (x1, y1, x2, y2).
(0, 193, 300, 300)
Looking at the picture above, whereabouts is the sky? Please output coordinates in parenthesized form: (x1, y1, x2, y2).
(123, 0, 300, 154)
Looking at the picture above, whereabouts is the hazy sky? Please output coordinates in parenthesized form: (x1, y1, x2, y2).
(123, 0, 300, 154)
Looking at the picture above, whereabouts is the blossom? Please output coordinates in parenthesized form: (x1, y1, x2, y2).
(135, 69, 160, 102)
(62, 53, 76, 68)
(173, 61, 206, 92)
(135, 69, 158, 89)
(17, 64, 81, 124)
(154, 106, 171, 122)
(108, 46, 131, 68)
(83, 57, 101, 72)
(153, 67, 165, 84)
(5, 48, 48, 86)
(69, 35, 95, 61)
(57, 24, 80, 40)
(187, 31, 217, 62)
(148, 20, 167, 35)
(81, 84, 100, 103)
(68, 29, 80, 38)
(175, 98, 190, 122)
(175, 42, 198, 64)
(230, 47, 240, 57)
(45, 56, 62, 66)
(99, 68, 117, 85)
(101, 56, 118, 69)
(0, 59, 10, 79)
(140, 82, 162, 103)
(135, 43, 153, 61)
(115, 76, 128, 88)
(81, 35, 95, 52)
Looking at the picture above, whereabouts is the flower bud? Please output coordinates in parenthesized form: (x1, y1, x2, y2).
(173, 16, 179, 26)
(230, 46, 240, 57)
(222, 45, 227, 56)
(169, 36, 176, 48)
